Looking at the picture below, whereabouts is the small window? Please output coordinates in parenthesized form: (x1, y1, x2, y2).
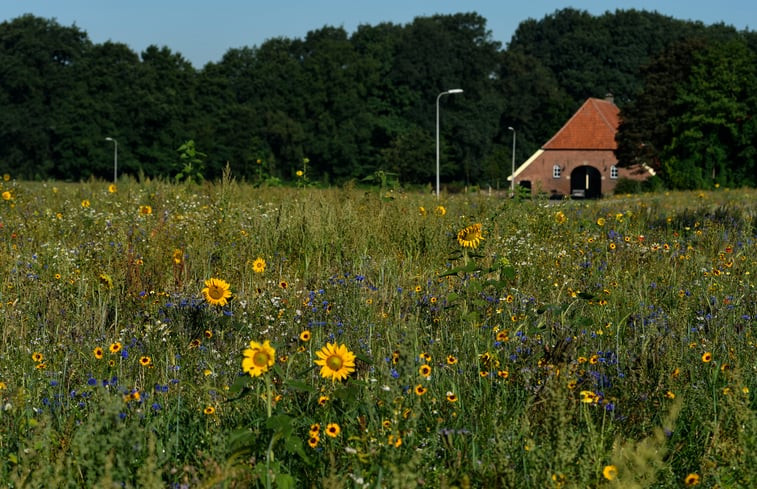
(552, 165, 561, 179)
(610, 165, 619, 179)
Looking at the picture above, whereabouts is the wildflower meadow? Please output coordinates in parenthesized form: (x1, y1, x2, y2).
(0, 173, 755, 488)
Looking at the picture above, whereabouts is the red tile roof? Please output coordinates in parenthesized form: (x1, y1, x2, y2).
(542, 97, 619, 150)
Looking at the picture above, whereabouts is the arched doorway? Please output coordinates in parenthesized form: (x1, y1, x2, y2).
(570, 166, 602, 198)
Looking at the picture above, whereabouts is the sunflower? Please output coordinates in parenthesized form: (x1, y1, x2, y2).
(299, 330, 311, 342)
(554, 211, 567, 224)
(32, 352, 44, 363)
(108, 184, 117, 193)
(203, 406, 216, 415)
(307, 434, 320, 448)
(1, 191, 11, 201)
(139, 356, 152, 367)
(204, 329, 213, 339)
(93, 347, 104, 360)
(172, 249, 184, 265)
(318, 395, 329, 406)
(139, 205, 152, 215)
(202, 278, 232, 306)
(457, 223, 484, 249)
(314, 343, 356, 381)
(252, 257, 266, 274)
(434, 205, 447, 216)
(414, 384, 427, 396)
(580, 390, 598, 403)
(242, 340, 276, 377)
(325, 423, 340, 438)
(684, 473, 700, 486)
(602, 465, 618, 481)
(418, 364, 432, 378)
(701, 352, 712, 363)
(109, 342, 122, 354)
(446, 392, 458, 403)
(81, 199, 90, 208)
(446, 355, 458, 365)
(99, 273, 113, 289)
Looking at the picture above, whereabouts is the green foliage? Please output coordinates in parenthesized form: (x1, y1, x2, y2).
(0, 179, 755, 487)
(175, 139, 206, 183)
(1, 10, 756, 187)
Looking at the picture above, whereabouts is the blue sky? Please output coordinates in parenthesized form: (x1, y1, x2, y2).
(2, 1, 755, 67)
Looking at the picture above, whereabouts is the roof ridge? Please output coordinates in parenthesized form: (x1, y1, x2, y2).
(589, 98, 617, 133)
(542, 97, 619, 150)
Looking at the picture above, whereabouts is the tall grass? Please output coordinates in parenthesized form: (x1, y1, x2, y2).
(0, 175, 754, 488)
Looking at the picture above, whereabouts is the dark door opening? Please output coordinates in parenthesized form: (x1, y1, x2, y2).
(570, 166, 602, 198)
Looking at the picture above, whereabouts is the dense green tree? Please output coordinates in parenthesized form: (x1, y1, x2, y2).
(132, 45, 198, 177)
(615, 38, 705, 174)
(0, 11, 755, 190)
(0, 15, 90, 179)
(662, 38, 757, 188)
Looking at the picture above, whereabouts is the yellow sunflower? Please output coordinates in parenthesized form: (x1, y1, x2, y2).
(602, 465, 618, 481)
(139, 205, 152, 215)
(93, 347, 104, 360)
(202, 278, 232, 306)
(325, 423, 341, 438)
(252, 257, 266, 274)
(684, 473, 700, 486)
(457, 223, 484, 249)
(314, 342, 356, 381)
(108, 184, 117, 193)
(241, 340, 276, 377)
(99, 273, 113, 289)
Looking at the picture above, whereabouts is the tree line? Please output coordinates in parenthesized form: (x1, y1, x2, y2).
(1, 9, 755, 189)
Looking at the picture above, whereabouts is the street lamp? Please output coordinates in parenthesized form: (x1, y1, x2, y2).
(436, 88, 463, 198)
(508, 126, 516, 196)
(105, 137, 118, 183)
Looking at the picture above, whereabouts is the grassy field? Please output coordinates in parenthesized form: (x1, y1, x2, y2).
(0, 175, 755, 488)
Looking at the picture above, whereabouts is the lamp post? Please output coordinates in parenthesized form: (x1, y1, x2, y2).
(436, 88, 463, 198)
(105, 137, 118, 183)
(508, 126, 516, 196)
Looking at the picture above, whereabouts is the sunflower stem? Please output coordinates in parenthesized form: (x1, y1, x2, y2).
(265, 374, 272, 419)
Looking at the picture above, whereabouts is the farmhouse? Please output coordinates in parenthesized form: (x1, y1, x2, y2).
(509, 96, 652, 198)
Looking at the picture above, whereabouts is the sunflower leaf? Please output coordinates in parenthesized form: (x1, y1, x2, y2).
(283, 379, 316, 393)
(354, 351, 372, 365)
(265, 414, 294, 437)
(228, 374, 253, 396)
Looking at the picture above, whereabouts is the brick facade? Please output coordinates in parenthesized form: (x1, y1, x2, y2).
(510, 97, 652, 198)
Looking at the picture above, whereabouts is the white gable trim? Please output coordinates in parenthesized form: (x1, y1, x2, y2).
(507, 149, 544, 182)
